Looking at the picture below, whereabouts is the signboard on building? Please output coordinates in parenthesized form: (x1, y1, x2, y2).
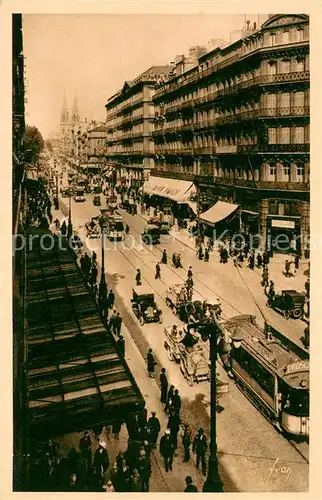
(271, 219, 295, 229)
(285, 360, 309, 375)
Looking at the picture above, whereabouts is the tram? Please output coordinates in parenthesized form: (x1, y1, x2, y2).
(223, 315, 309, 438)
(107, 214, 124, 241)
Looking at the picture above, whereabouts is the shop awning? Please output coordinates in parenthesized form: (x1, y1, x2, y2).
(25, 228, 144, 437)
(199, 201, 239, 226)
(143, 176, 196, 202)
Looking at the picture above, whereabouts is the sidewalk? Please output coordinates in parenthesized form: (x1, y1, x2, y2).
(51, 202, 208, 493)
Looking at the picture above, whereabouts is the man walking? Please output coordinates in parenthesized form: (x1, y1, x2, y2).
(159, 429, 175, 472)
(79, 431, 92, 478)
(193, 428, 208, 476)
(285, 259, 291, 278)
(171, 389, 181, 414)
(167, 409, 181, 449)
(116, 335, 125, 357)
(114, 311, 123, 337)
(182, 424, 191, 463)
(147, 348, 157, 378)
(155, 263, 161, 280)
(147, 412, 161, 446)
(160, 367, 168, 404)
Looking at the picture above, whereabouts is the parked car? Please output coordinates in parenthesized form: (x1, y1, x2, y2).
(141, 225, 160, 245)
(74, 189, 86, 202)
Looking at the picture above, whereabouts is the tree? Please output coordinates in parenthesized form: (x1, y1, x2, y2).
(23, 125, 44, 165)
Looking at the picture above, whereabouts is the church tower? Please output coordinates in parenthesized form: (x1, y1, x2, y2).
(72, 94, 80, 123)
(61, 92, 69, 123)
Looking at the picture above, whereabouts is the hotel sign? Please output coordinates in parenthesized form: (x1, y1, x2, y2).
(271, 219, 295, 229)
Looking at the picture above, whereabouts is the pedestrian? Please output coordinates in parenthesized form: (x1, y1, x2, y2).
(147, 411, 161, 446)
(248, 252, 255, 270)
(93, 441, 109, 488)
(187, 266, 193, 279)
(129, 468, 141, 492)
(80, 255, 85, 273)
(137, 450, 151, 492)
(261, 267, 269, 288)
(92, 251, 97, 266)
(198, 246, 204, 260)
(112, 420, 122, 440)
(285, 259, 291, 277)
(256, 253, 263, 268)
(155, 263, 161, 279)
(147, 348, 157, 377)
(268, 280, 275, 300)
(294, 254, 300, 271)
(135, 269, 141, 286)
(117, 459, 131, 492)
(116, 335, 125, 357)
(79, 431, 92, 478)
(193, 428, 208, 476)
(161, 249, 167, 264)
(138, 405, 148, 429)
(305, 278, 310, 298)
(109, 310, 117, 335)
(168, 409, 181, 449)
(186, 276, 194, 290)
(125, 224, 130, 235)
(172, 252, 177, 267)
(182, 424, 192, 463)
(107, 289, 115, 309)
(204, 248, 209, 262)
(165, 384, 175, 414)
(104, 480, 115, 492)
(184, 476, 198, 492)
(171, 389, 181, 414)
(114, 311, 123, 336)
(159, 368, 168, 404)
(159, 429, 175, 472)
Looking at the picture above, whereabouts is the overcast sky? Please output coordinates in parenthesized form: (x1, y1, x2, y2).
(22, 14, 269, 138)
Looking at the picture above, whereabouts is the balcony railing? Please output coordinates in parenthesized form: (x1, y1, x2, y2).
(212, 176, 309, 191)
(216, 106, 310, 125)
(237, 143, 310, 153)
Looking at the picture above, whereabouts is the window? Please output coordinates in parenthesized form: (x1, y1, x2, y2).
(280, 92, 290, 108)
(281, 59, 291, 74)
(296, 165, 304, 182)
(270, 33, 276, 46)
(279, 127, 290, 144)
(268, 128, 277, 144)
(296, 28, 304, 42)
(269, 201, 279, 215)
(269, 165, 277, 181)
(267, 93, 277, 108)
(295, 58, 305, 72)
(293, 126, 305, 144)
(282, 164, 290, 181)
(268, 61, 277, 75)
(294, 91, 305, 107)
(233, 347, 275, 398)
(282, 31, 290, 44)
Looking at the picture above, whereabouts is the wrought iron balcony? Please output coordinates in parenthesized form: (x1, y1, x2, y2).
(236, 143, 310, 153)
(212, 176, 309, 191)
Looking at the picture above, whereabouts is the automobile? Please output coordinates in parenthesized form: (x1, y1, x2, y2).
(93, 194, 101, 206)
(70, 235, 83, 251)
(85, 219, 100, 238)
(267, 289, 305, 319)
(159, 220, 171, 234)
(74, 189, 86, 202)
(61, 188, 70, 198)
(141, 225, 160, 245)
(131, 285, 162, 325)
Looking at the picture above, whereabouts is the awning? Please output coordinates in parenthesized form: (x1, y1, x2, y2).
(199, 201, 239, 226)
(143, 176, 196, 202)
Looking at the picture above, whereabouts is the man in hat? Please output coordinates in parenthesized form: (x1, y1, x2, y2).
(79, 431, 92, 478)
(184, 476, 198, 492)
(147, 348, 157, 378)
(160, 367, 168, 404)
(171, 389, 182, 414)
(114, 311, 123, 337)
(116, 335, 125, 357)
(193, 428, 208, 476)
(182, 424, 192, 463)
(159, 429, 175, 472)
(147, 411, 161, 447)
(93, 441, 109, 486)
(137, 449, 152, 492)
(168, 409, 181, 449)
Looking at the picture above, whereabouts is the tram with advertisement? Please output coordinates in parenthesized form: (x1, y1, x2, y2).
(223, 315, 309, 438)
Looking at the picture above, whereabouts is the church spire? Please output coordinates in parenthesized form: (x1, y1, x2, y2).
(61, 92, 68, 123)
(72, 94, 80, 123)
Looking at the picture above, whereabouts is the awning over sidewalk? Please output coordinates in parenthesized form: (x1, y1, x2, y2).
(25, 228, 144, 437)
(143, 176, 196, 202)
(199, 201, 239, 226)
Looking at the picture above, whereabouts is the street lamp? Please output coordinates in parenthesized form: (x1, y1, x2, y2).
(67, 192, 73, 240)
(98, 210, 109, 312)
(187, 318, 224, 492)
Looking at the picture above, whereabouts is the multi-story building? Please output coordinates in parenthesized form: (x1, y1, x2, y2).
(104, 65, 173, 183)
(153, 14, 309, 254)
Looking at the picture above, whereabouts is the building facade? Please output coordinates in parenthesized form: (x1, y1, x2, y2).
(152, 14, 309, 254)
(104, 66, 173, 182)
(59, 94, 90, 166)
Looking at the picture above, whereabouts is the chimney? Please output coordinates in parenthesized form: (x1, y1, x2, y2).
(253, 22, 257, 30)
(246, 20, 250, 30)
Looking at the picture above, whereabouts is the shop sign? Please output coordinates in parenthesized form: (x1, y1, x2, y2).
(285, 360, 309, 375)
(271, 219, 295, 229)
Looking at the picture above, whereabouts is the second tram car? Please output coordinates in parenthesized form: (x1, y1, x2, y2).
(107, 214, 124, 241)
(223, 315, 309, 438)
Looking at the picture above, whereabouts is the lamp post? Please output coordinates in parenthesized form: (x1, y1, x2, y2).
(188, 318, 224, 492)
(98, 210, 109, 313)
(67, 192, 73, 240)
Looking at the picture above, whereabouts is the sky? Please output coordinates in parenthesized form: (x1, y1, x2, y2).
(22, 14, 269, 139)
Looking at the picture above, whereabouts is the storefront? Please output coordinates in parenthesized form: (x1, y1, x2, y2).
(266, 216, 301, 254)
(198, 201, 240, 236)
(143, 175, 196, 218)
